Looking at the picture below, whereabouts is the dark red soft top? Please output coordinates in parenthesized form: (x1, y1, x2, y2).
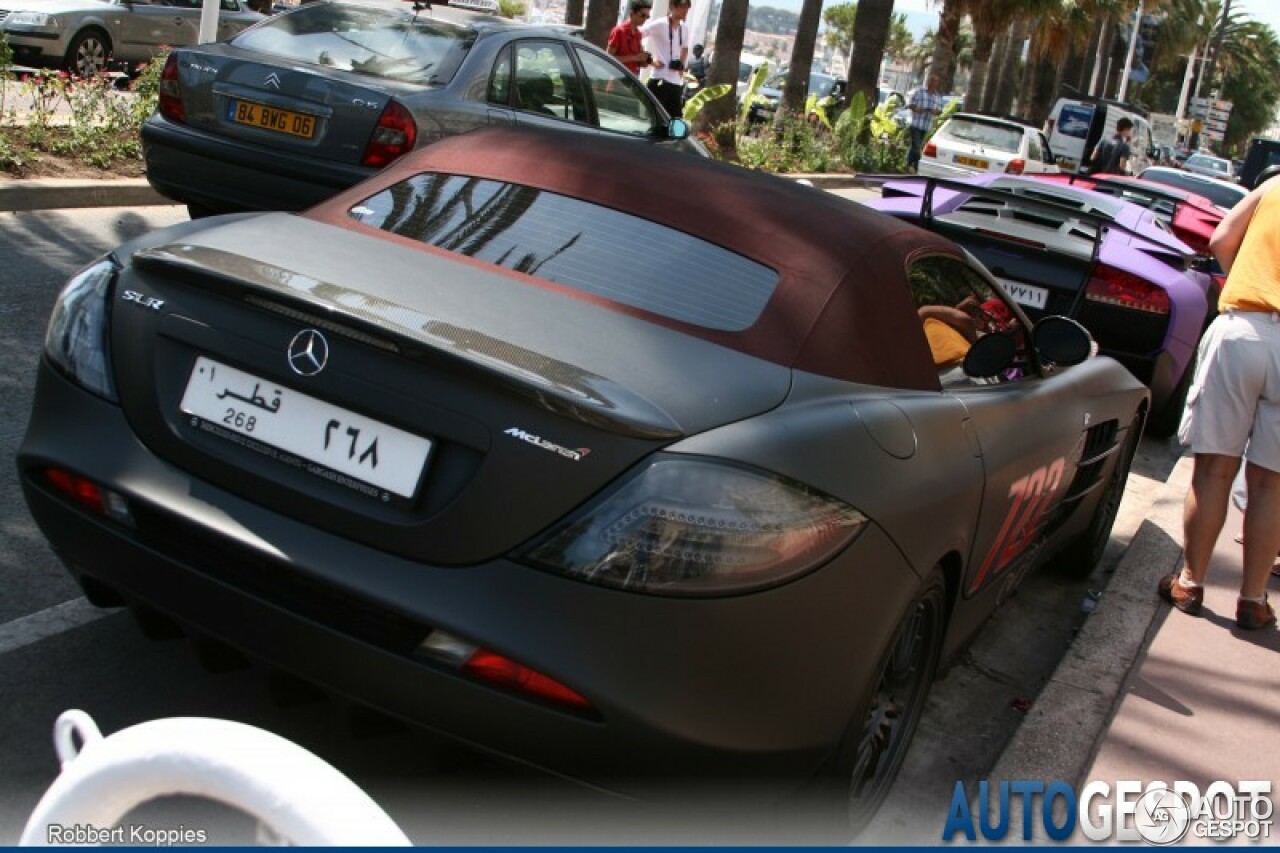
(310, 126, 961, 391)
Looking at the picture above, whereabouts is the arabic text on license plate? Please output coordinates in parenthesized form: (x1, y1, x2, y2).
(999, 280, 1049, 310)
(955, 154, 990, 169)
(180, 357, 431, 498)
(228, 99, 316, 139)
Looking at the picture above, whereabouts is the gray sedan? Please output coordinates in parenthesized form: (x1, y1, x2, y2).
(0, 0, 264, 77)
(141, 1, 702, 217)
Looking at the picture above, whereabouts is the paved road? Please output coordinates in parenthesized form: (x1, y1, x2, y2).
(0, 204, 1185, 844)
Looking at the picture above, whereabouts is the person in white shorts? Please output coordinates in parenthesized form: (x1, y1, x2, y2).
(1162, 174, 1280, 630)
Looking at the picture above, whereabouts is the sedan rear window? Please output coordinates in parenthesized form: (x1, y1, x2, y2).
(942, 118, 1023, 153)
(349, 173, 778, 331)
(232, 4, 472, 84)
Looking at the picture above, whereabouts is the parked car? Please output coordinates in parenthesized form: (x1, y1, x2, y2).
(918, 112, 1060, 178)
(1033, 172, 1225, 258)
(1044, 96, 1155, 174)
(746, 69, 846, 125)
(1239, 137, 1280, 189)
(1137, 165, 1248, 210)
(870, 174, 1213, 436)
(1181, 152, 1235, 183)
(0, 0, 265, 77)
(141, 0, 702, 217)
(18, 126, 1147, 835)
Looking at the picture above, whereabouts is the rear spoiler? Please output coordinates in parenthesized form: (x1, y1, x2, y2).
(858, 174, 1191, 269)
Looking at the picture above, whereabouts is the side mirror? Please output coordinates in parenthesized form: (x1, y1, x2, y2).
(668, 118, 690, 140)
(1033, 315, 1093, 366)
(963, 332, 1017, 379)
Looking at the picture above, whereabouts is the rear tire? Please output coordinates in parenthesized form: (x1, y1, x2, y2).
(65, 29, 111, 78)
(186, 203, 218, 220)
(1056, 414, 1141, 577)
(797, 569, 946, 840)
(1146, 354, 1195, 438)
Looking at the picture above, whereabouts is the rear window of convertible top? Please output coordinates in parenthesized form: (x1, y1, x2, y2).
(232, 4, 471, 85)
(348, 173, 779, 332)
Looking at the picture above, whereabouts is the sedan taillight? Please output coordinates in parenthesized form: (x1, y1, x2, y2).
(1085, 265, 1171, 315)
(158, 53, 184, 124)
(361, 101, 417, 168)
(923, 142, 937, 158)
(1005, 158, 1026, 175)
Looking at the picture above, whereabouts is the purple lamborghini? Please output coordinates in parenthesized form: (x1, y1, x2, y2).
(868, 174, 1216, 436)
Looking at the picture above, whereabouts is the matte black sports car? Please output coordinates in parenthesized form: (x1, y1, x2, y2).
(18, 127, 1148, 831)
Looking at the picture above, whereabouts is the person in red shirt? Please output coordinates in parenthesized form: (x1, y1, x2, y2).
(608, 0, 653, 76)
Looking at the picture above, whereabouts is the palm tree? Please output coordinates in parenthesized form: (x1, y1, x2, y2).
(848, 0, 895, 113)
(695, 0, 749, 157)
(583, 0, 616, 47)
(774, 0, 824, 128)
(965, 0, 1023, 111)
(928, 0, 967, 92)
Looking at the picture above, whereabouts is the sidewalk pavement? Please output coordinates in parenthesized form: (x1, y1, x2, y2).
(6, 175, 1277, 839)
(992, 452, 1280, 839)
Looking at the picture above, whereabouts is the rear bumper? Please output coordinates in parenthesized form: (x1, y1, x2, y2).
(18, 360, 920, 797)
(141, 113, 375, 214)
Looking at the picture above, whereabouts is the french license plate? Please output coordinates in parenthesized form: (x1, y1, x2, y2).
(180, 357, 431, 498)
(227, 99, 316, 139)
(955, 154, 990, 169)
(998, 278, 1049, 310)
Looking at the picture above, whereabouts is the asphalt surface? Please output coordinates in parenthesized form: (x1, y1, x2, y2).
(0, 190, 1191, 844)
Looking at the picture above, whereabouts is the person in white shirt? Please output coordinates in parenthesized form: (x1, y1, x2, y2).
(641, 0, 690, 117)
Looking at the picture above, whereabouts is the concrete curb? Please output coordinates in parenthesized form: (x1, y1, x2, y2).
(989, 452, 1193, 789)
(786, 172, 881, 189)
(0, 178, 172, 213)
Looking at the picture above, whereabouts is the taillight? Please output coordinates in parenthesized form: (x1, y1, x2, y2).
(43, 468, 134, 526)
(361, 101, 417, 168)
(518, 456, 868, 596)
(1005, 158, 1026, 175)
(1085, 265, 1170, 315)
(1046, 118, 1056, 134)
(158, 53, 184, 124)
(923, 142, 937, 158)
(415, 630, 592, 712)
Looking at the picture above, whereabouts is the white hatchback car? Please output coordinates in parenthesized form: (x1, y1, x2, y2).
(919, 113, 1060, 178)
(1181, 152, 1236, 183)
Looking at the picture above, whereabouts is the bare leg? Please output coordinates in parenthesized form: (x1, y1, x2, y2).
(1241, 462, 1280, 599)
(1182, 453, 1241, 583)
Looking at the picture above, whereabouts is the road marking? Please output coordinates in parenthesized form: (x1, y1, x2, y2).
(0, 597, 110, 656)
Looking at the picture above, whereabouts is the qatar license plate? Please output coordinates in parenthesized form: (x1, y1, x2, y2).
(227, 99, 316, 139)
(955, 154, 990, 169)
(179, 357, 431, 498)
(998, 279, 1049, 310)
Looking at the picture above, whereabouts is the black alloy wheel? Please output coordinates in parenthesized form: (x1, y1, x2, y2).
(842, 570, 946, 833)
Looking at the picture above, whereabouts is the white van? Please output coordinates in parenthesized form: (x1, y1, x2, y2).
(1045, 97, 1155, 175)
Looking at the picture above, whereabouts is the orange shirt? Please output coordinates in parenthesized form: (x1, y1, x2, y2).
(1220, 183, 1280, 314)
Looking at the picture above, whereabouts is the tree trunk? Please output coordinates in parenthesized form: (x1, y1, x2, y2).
(695, 0, 748, 158)
(1027, 53, 1060, 125)
(564, 0, 583, 27)
(848, 0, 893, 120)
(983, 26, 1009, 113)
(929, 0, 963, 92)
(774, 0, 824, 128)
(583, 0, 616, 49)
(965, 30, 996, 112)
(994, 17, 1027, 116)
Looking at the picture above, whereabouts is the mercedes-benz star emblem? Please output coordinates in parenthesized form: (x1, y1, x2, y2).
(287, 329, 329, 376)
(264, 72, 282, 89)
